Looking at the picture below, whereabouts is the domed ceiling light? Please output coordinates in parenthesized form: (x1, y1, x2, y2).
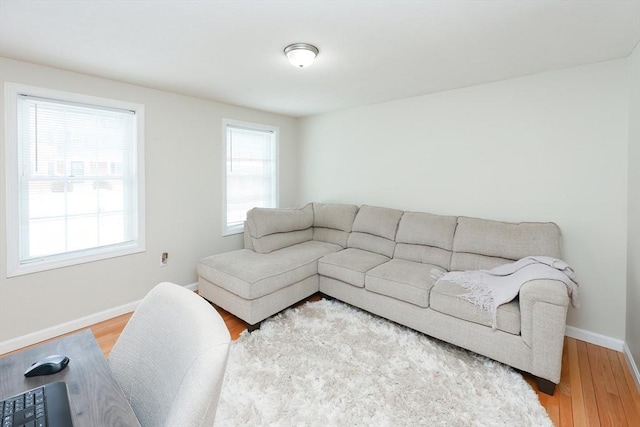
(284, 43, 319, 68)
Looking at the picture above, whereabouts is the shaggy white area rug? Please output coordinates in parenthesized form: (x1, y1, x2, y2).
(214, 299, 552, 426)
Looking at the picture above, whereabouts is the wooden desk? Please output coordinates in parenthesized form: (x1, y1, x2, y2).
(0, 329, 140, 426)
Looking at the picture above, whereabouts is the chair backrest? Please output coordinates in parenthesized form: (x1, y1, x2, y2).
(109, 282, 230, 427)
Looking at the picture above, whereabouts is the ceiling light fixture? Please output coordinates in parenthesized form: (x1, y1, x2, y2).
(284, 43, 319, 68)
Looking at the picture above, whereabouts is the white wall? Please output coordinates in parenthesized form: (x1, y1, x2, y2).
(1, 55, 633, 350)
(299, 59, 629, 339)
(627, 42, 640, 373)
(0, 58, 298, 343)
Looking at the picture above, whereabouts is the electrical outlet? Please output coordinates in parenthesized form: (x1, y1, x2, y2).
(161, 252, 168, 266)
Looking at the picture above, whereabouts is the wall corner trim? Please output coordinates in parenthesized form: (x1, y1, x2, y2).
(0, 282, 199, 355)
(623, 342, 640, 393)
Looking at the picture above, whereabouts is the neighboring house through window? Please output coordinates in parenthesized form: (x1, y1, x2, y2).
(4, 83, 145, 276)
(223, 119, 278, 235)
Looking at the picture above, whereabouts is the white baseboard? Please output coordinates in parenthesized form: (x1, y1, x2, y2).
(623, 343, 640, 392)
(565, 325, 625, 351)
(0, 300, 139, 355)
(0, 282, 199, 355)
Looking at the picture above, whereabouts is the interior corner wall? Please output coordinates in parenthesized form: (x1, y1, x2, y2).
(0, 57, 298, 343)
(299, 59, 629, 339)
(627, 42, 640, 373)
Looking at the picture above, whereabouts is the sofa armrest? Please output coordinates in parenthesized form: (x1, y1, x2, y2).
(520, 279, 570, 384)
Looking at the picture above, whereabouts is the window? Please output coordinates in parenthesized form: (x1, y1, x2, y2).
(223, 119, 278, 235)
(5, 83, 145, 276)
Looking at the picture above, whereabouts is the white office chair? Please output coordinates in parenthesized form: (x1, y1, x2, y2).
(109, 282, 230, 427)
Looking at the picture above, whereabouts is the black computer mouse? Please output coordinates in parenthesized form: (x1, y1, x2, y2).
(24, 354, 70, 377)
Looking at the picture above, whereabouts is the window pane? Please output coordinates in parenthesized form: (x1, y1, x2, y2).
(99, 213, 126, 246)
(17, 94, 138, 262)
(66, 216, 99, 252)
(29, 217, 66, 258)
(225, 123, 277, 232)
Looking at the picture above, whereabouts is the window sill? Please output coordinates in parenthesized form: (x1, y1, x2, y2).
(223, 227, 244, 237)
(6, 244, 145, 278)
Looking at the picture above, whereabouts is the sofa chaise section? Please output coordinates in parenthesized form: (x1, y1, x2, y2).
(198, 203, 357, 326)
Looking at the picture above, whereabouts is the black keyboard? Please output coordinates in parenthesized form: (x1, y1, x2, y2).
(1, 382, 73, 427)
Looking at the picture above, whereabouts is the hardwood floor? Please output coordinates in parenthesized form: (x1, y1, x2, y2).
(8, 294, 640, 426)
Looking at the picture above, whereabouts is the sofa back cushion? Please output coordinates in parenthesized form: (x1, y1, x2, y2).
(312, 203, 359, 248)
(243, 221, 254, 250)
(394, 211, 458, 270)
(246, 204, 314, 253)
(450, 216, 562, 271)
(347, 205, 403, 257)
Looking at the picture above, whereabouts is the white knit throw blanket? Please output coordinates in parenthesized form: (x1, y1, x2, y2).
(432, 256, 580, 329)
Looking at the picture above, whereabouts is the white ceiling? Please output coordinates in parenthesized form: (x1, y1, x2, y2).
(1, 1, 639, 117)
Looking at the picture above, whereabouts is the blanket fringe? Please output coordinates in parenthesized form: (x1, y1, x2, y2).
(432, 269, 499, 329)
(430, 256, 579, 331)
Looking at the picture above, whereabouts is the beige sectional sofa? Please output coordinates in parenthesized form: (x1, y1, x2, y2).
(198, 203, 571, 395)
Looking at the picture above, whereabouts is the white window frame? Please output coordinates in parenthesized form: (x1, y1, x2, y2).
(4, 83, 146, 277)
(222, 118, 279, 236)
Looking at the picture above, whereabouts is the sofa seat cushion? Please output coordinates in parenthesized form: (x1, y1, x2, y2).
(198, 240, 341, 300)
(365, 259, 445, 308)
(318, 248, 389, 288)
(430, 280, 521, 335)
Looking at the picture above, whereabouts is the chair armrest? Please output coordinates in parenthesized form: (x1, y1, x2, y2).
(520, 279, 570, 384)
